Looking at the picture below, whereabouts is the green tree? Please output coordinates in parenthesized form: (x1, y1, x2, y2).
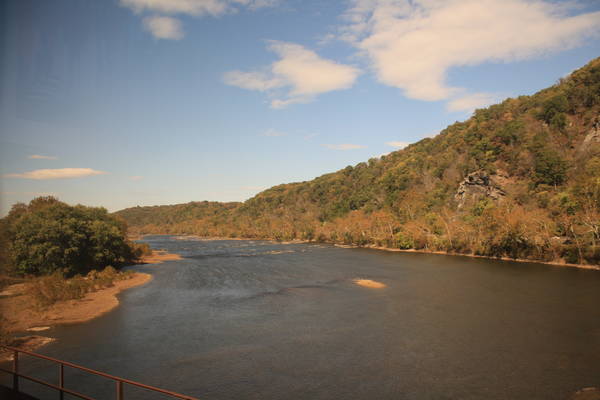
(533, 147, 568, 188)
(3, 197, 137, 276)
(539, 94, 568, 124)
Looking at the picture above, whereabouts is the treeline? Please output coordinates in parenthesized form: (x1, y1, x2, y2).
(0, 197, 149, 277)
(116, 57, 600, 265)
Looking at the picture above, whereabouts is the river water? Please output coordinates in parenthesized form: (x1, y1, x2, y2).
(4, 236, 600, 399)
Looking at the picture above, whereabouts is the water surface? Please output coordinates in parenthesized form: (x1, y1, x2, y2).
(4, 236, 600, 399)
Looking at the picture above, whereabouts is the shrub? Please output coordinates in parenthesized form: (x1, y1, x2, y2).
(130, 242, 152, 259)
(583, 246, 600, 265)
(561, 245, 580, 264)
(27, 271, 88, 308)
(394, 232, 415, 249)
(26, 266, 133, 309)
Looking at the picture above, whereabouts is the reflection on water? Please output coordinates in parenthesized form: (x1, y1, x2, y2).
(3, 236, 600, 400)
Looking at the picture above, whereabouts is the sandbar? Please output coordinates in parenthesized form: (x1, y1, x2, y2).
(353, 279, 386, 288)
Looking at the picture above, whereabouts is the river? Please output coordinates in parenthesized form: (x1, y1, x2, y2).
(4, 236, 600, 399)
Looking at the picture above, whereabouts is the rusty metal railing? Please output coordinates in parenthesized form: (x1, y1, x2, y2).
(0, 345, 198, 400)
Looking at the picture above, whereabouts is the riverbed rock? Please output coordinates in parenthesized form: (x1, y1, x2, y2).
(455, 170, 507, 209)
(570, 387, 600, 400)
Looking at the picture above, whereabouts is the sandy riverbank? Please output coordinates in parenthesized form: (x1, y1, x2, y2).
(0, 272, 152, 359)
(0, 247, 183, 357)
(140, 249, 182, 264)
(1, 272, 152, 334)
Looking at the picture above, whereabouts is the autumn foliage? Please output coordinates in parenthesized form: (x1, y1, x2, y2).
(115, 57, 600, 265)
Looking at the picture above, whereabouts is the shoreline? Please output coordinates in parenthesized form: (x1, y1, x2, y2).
(1, 272, 152, 360)
(336, 244, 600, 271)
(139, 249, 182, 264)
(0, 248, 182, 358)
(137, 233, 599, 271)
(3, 272, 152, 333)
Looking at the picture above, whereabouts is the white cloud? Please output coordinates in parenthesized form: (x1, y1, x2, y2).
(303, 133, 319, 140)
(322, 143, 367, 150)
(223, 71, 283, 92)
(121, 0, 279, 39)
(447, 92, 497, 112)
(239, 0, 280, 10)
(341, 0, 600, 104)
(28, 155, 57, 160)
(5, 168, 108, 180)
(143, 16, 184, 40)
(261, 129, 287, 137)
(130, 175, 144, 181)
(270, 97, 312, 109)
(224, 41, 361, 108)
(121, 0, 277, 15)
(386, 141, 410, 149)
(121, 0, 227, 16)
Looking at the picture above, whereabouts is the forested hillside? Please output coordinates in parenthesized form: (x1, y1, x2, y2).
(116, 57, 600, 265)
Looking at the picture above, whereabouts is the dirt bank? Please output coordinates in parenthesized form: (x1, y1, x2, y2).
(0, 272, 152, 358)
(1, 272, 152, 334)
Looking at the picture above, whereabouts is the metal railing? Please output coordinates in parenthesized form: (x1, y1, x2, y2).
(0, 345, 198, 400)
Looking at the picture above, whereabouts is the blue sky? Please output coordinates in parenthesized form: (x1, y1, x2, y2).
(1, 0, 600, 214)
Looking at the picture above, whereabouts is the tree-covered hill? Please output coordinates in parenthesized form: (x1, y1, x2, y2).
(113, 201, 240, 234)
(115, 57, 600, 265)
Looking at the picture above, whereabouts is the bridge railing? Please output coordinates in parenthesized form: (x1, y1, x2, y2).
(0, 345, 198, 400)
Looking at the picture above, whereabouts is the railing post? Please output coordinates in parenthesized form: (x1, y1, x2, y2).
(116, 380, 123, 400)
(59, 363, 64, 400)
(12, 350, 19, 392)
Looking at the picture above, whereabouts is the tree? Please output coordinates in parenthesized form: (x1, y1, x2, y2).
(539, 94, 568, 124)
(533, 147, 567, 188)
(3, 197, 137, 276)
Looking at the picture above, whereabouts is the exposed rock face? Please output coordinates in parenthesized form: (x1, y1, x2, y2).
(455, 170, 506, 209)
(580, 115, 600, 150)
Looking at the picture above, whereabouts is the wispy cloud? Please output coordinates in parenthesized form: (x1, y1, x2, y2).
(143, 16, 184, 40)
(322, 143, 366, 150)
(28, 154, 57, 160)
(446, 92, 498, 113)
(130, 175, 144, 181)
(121, 0, 226, 16)
(340, 0, 600, 107)
(261, 129, 287, 137)
(303, 133, 319, 140)
(120, 0, 276, 15)
(5, 168, 108, 180)
(120, 0, 279, 39)
(224, 41, 361, 108)
(386, 141, 410, 149)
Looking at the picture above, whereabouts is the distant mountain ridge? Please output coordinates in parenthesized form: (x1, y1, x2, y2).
(115, 57, 600, 266)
